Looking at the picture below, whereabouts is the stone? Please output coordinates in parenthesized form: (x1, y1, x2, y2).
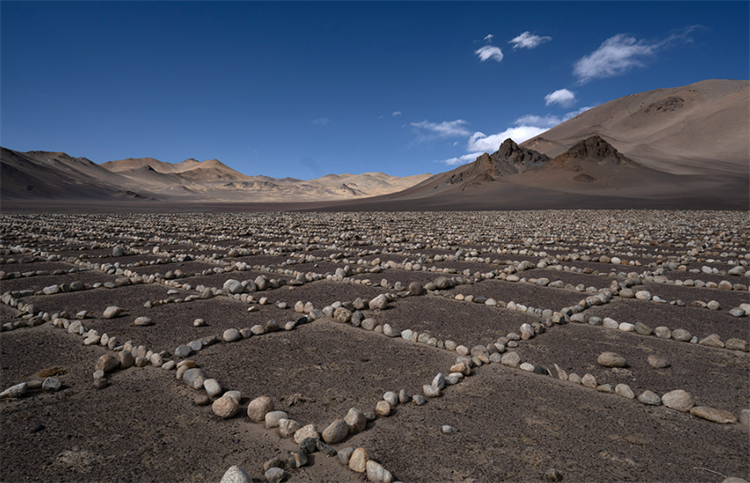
(654, 326, 671, 339)
(412, 394, 427, 406)
(247, 396, 273, 423)
(338, 447, 355, 465)
(264, 467, 286, 483)
(634, 322, 652, 335)
(349, 448, 368, 473)
(581, 374, 597, 388)
(223, 279, 243, 294)
(638, 390, 662, 406)
(441, 425, 457, 434)
(707, 300, 721, 310)
(263, 457, 285, 472)
(103, 306, 125, 319)
(112, 246, 125, 257)
(175, 345, 192, 358)
(456, 345, 470, 356)
(345, 407, 367, 434)
(690, 406, 737, 424)
(408, 282, 425, 296)
(726, 339, 748, 352)
(42, 377, 62, 392)
(423, 385, 440, 398)
(279, 418, 302, 438)
(520, 362, 535, 372)
(672, 329, 692, 342)
(729, 308, 746, 317)
(0, 382, 28, 399)
(545, 468, 563, 482)
(95, 354, 119, 373)
(662, 390, 694, 412)
(501, 352, 520, 367)
(375, 400, 391, 416)
(322, 418, 349, 444)
(212, 395, 240, 418)
(316, 440, 337, 457)
(432, 373, 446, 390)
(299, 437, 317, 454)
(220, 465, 251, 483)
(615, 384, 635, 399)
(384, 391, 399, 407)
(333, 307, 352, 323)
(133, 316, 153, 326)
(366, 460, 393, 483)
(740, 409, 750, 426)
(647, 355, 670, 368)
(203, 378, 222, 397)
(265, 411, 288, 429)
(635, 290, 651, 301)
(94, 378, 108, 389)
(223, 328, 241, 342)
(597, 352, 627, 368)
(183, 368, 208, 389)
(568, 373, 582, 385)
(699, 334, 724, 348)
(471, 346, 490, 363)
(398, 389, 410, 404)
(194, 394, 211, 406)
(368, 294, 388, 310)
(520, 323, 534, 340)
(294, 424, 319, 444)
(287, 450, 308, 469)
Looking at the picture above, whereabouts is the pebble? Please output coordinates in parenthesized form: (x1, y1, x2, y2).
(338, 447, 355, 465)
(265, 467, 287, 483)
(654, 326, 671, 339)
(294, 424, 319, 444)
(672, 329, 692, 342)
(349, 448, 368, 473)
(638, 390, 662, 406)
(212, 395, 240, 418)
(42, 377, 62, 392)
(183, 368, 208, 389)
(647, 355, 670, 369)
(597, 352, 627, 368)
(279, 418, 302, 438)
(95, 354, 119, 373)
(581, 374, 597, 388)
(441, 425, 457, 434)
(133, 316, 153, 326)
(699, 334, 724, 348)
(220, 466, 251, 483)
(247, 396, 274, 422)
(615, 384, 635, 399)
(94, 378, 108, 389)
(103, 306, 125, 319)
(413, 394, 427, 406)
(398, 389, 410, 404)
(634, 322, 652, 335)
(690, 406, 737, 424)
(423, 385, 441, 398)
(203, 378, 222, 397)
(544, 468, 563, 482)
(661, 389, 694, 412)
(501, 352, 520, 367)
(0, 382, 28, 399)
(322, 418, 349, 444)
(175, 345, 192, 358)
(375, 400, 391, 416)
(384, 391, 399, 406)
(265, 410, 289, 429)
(366, 460, 393, 483)
(223, 328, 241, 342)
(194, 394, 211, 406)
(432, 373, 445, 390)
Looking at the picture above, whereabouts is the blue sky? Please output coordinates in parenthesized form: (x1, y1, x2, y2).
(2, 1, 748, 179)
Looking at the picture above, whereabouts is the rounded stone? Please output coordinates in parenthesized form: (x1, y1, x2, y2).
(638, 390, 662, 406)
(349, 448, 368, 473)
(223, 328, 241, 342)
(279, 418, 302, 438)
(265, 411, 289, 428)
(95, 354, 119, 373)
(597, 352, 627, 368)
(375, 400, 391, 416)
(203, 378, 222, 398)
(247, 396, 274, 422)
(212, 396, 240, 418)
(345, 407, 367, 433)
(294, 424, 320, 444)
(322, 418, 349, 444)
(662, 389, 694, 412)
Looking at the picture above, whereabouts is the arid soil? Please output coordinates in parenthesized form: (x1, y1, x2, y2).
(1, 210, 748, 483)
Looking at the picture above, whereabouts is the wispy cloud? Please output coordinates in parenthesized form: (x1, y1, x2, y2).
(311, 117, 331, 126)
(509, 31, 552, 50)
(573, 27, 701, 84)
(544, 89, 576, 107)
(484, 34, 494, 42)
(410, 119, 471, 138)
(392, 111, 402, 117)
(439, 152, 485, 166)
(475, 45, 504, 62)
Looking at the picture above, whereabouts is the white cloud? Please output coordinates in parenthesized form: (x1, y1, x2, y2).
(468, 126, 547, 152)
(514, 114, 562, 129)
(484, 34, 494, 42)
(311, 117, 331, 126)
(392, 111, 402, 117)
(410, 119, 470, 138)
(544, 89, 576, 107)
(439, 152, 485, 166)
(509, 31, 552, 50)
(475, 45, 504, 62)
(573, 28, 700, 84)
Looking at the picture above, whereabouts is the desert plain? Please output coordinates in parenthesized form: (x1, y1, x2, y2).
(1, 210, 748, 483)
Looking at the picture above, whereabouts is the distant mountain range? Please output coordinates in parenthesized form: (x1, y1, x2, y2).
(2, 79, 747, 211)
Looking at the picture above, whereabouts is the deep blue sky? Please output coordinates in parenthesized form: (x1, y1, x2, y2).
(2, 1, 748, 179)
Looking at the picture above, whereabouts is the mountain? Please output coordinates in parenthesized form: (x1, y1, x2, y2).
(520, 79, 749, 176)
(0, 149, 432, 206)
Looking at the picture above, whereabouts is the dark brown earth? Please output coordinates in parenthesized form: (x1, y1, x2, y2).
(1, 211, 749, 483)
